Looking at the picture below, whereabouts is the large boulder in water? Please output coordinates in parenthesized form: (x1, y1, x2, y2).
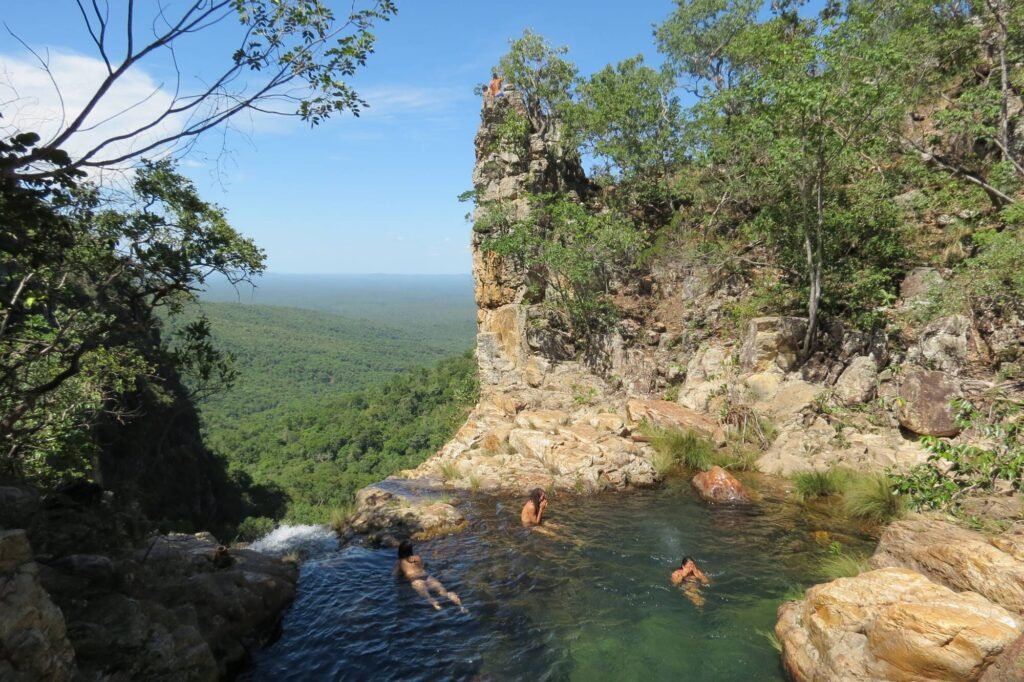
(776, 567, 1022, 682)
(691, 466, 751, 504)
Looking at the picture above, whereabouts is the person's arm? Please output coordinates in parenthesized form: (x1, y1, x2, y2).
(694, 566, 710, 585)
(536, 498, 548, 524)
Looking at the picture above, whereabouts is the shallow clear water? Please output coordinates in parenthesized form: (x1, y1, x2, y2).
(242, 476, 873, 682)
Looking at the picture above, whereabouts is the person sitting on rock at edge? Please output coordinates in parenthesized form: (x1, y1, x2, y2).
(521, 487, 548, 527)
(394, 540, 465, 612)
(671, 556, 710, 586)
(488, 72, 504, 98)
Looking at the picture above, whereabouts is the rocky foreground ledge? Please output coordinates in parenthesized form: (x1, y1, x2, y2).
(776, 515, 1024, 682)
(0, 488, 298, 681)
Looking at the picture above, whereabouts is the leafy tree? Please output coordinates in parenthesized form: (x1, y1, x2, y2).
(570, 56, 684, 218)
(0, 145, 263, 483)
(662, 3, 909, 349)
(497, 29, 578, 137)
(1, 0, 397, 180)
(655, 0, 760, 95)
(479, 193, 646, 339)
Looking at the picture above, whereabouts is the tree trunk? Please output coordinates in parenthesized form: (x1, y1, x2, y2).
(802, 143, 827, 358)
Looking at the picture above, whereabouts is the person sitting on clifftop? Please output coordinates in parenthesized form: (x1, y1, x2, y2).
(488, 72, 504, 98)
(521, 487, 548, 527)
(394, 540, 466, 612)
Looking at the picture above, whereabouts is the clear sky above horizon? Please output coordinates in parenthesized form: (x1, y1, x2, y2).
(1, 1, 681, 274)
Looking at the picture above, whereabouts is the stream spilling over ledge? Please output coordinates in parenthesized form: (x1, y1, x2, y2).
(242, 476, 873, 681)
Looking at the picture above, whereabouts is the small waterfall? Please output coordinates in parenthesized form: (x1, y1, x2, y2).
(249, 524, 339, 560)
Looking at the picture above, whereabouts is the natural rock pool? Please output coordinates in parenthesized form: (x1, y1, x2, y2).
(242, 476, 873, 681)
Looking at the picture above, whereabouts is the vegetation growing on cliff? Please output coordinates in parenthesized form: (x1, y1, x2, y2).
(477, 1, 1023, 358)
(0, 0, 398, 529)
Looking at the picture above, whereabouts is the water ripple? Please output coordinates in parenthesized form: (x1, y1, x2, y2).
(243, 479, 874, 682)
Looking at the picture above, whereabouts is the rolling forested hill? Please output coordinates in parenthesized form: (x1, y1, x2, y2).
(169, 274, 479, 526)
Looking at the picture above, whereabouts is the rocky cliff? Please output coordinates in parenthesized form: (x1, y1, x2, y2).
(351, 93, 945, 539)
(0, 486, 298, 681)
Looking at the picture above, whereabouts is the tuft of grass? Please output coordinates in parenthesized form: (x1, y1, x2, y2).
(843, 472, 906, 523)
(781, 584, 807, 603)
(756, 628, 783, 653)
(646, 426, 716, 471)
(793, 468, 851, 501)
(818, 551, 871, 580)
(438, 460, 461, 483)
(467, 473, 481, 493)
(651, 446, 678, 476)
(717, 445, 759, 471)
(329, 502, 356, 533)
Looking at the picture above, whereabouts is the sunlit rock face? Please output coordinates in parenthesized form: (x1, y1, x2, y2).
(777, 517, 1024, 681)
(776, 567, 1022, 682)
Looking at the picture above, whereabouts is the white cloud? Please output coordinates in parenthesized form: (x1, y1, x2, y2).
(355, 85, 465, 120)
(0, 49, 184, 169)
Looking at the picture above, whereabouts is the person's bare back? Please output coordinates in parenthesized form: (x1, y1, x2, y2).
(394, 541, 465, 612)
(521, 488, 548, 526)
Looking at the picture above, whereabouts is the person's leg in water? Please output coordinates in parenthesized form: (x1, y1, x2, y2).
(683, 581, 706, 608)
(426, 576, 467, 612)
(410, 578, 442, 610)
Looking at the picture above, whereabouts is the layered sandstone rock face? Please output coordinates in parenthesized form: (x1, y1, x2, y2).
(776, 567, 1021, 682)
(350, 95, 673, 534)
(777, 516, 1024, 681)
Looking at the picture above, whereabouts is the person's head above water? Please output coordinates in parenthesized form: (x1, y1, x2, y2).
(398, 540, 414, 560)
(530, 487, 545, 512)
(680, 556, 695, 568)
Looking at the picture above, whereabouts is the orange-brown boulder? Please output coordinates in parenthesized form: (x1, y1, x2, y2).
(691, 466, 751, 504)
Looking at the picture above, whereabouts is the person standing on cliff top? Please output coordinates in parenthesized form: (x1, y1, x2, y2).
(488, 72, 504, 98)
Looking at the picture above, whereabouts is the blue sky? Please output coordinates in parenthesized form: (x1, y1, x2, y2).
(1, 1, 678, 274)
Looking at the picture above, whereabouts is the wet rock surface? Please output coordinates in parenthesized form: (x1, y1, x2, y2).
(691, 466, 751, 504)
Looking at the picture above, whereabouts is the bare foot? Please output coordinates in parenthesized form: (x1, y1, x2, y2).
(431, 601, 442, 611)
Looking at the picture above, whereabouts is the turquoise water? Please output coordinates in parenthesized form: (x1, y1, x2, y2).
(242, 477, 873, 681)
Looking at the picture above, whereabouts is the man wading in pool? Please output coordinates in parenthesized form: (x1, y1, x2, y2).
(394, 540, 465, 612)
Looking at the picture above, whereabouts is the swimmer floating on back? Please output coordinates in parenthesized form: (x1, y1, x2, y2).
(394, 540, 465, 612)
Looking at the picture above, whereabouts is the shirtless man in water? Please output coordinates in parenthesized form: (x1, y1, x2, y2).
(671, 556, 710, 607)
(521, 488, 548, 527)
(394, 540, 465, 612)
